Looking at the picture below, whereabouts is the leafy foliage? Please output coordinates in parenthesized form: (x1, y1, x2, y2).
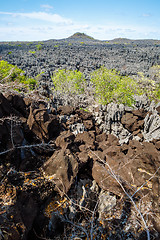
(51, 66, 160, 106)
(29, 50, 36, 54)
(36, 44, 42, 51)
(52, 69, 86, 95)
(136, 71, 160, 101)
(0, 60, 37, 90)
(90, 66, 141, 106)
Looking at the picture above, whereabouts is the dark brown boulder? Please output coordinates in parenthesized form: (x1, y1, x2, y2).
(57, 105, 75, 115)
(132, 109, 147, 118)
(6, 94, 28, 118)
(92, 139, 160, 232)
(103, 145, 122, 158)
(92, 159, 123, 196)
(66, 114, 79, 125)
(121, 112, 138, 132)
(83, 119, 94, 130)
(43, 149, 78, 195)
(76, 109, 93, 120)
(77, 151, 89, 164)
(107, 134, 119, 146)
(0, 93, 17, 117)
(97, 140, 110, 151)
(132, 129, 141, 136)
(74, 131, 95, 149)
(27, 106, 60, 141)
(155, 141, 160, 150)
(55, 131, 75, 149)
(0, 120, 8, 146)
(128, 139, 143, 149)
(92, 145, 159, 194)
(16, 192, 38, 234)
(96, 132, 107, 143)
(156, 105, 160, 114)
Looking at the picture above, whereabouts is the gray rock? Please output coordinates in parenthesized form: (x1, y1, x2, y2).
(143, 112, 160, 141)
(59, 115, 70, 123)
(98, 190, 116, 220)
(111, 122, 132, 145)
(70, 123, 86, 135)
(133, 94, 151, 110)
(132, 135, 141, 141)
(106, 103, 125, 122)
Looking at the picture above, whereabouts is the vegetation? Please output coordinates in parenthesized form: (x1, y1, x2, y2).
(90, 67, 141, 106)
(29, 50, 36, 54)
(36, 44, 42, 51)
(0, 59, 159, 105)
(52, 69, 86, 95)
(51, 66, 160, 106)
(0, 60, 37, 90)
(26, 42, 33, 45)
(136, 71, 160, 101)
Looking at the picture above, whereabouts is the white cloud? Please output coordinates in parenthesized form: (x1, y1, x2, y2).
(0, 11, 160, 41)
(142, 13, 152, 17)
(40, 4, 53, 10)
(0, 11, 72, 24)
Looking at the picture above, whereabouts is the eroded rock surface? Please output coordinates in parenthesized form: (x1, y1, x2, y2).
(0, 92, 160, 240)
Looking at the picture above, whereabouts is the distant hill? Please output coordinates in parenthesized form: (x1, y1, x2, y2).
(68, 32, 95, 40)
(105, 37, 160, 45)
(109, 38, 132, 44)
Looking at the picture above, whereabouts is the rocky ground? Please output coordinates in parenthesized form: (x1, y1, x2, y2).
(0, 88, 160, 240)
(0, 34, 160, 240)
(1, 34, 160, 83)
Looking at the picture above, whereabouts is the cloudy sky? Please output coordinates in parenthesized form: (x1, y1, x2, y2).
(0, 0, 160, 41)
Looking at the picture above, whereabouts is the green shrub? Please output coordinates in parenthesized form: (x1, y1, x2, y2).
(26, 78, 37, 90)
(155, 83, 160, 99)
(0, 60, 24, 81)
(29, 50, 36, 54)
(90, 67, 141, 106)
(36, 44, 42, 50)
(136, 71, 160, 101)
(52, 69, 86, 95)
(0, 60, 37, 90)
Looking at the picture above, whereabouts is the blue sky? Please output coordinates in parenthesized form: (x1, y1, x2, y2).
(0, 0, 160, 41)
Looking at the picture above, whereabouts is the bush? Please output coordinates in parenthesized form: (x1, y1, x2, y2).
(52, 69, 86, 95)
(27, 78, 37, 90)
(36, 44, 42, 51)
(90, 66, 141, 106)
(0, 60, 37, 90)
(136, 71, 160, 101)
(0, 60, 25, 82)
(29, 50, 36, 54)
